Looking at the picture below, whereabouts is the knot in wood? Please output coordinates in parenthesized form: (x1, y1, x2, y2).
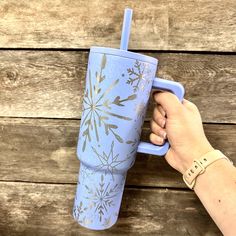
(1, 68, 20, 87)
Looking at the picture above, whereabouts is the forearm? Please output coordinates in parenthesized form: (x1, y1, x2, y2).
(194, 158, 236, 235)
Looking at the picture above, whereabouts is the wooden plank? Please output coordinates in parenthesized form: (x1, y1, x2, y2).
(0, 0, 235, 51)
(148, 52, 236, 123)
(0, 51, 235, 123)
(0, 182, 221, 235)
(0, 51, 86, 119)
(0, 118, 235, 188)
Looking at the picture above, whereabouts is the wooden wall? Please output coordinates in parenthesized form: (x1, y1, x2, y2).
(0, 1, 235, 235)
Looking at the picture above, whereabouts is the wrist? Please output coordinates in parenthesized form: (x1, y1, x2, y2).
(183, 150, 233, 189)
(180, 142, 214, 174)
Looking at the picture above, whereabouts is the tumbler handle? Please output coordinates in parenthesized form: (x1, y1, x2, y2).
(137, 78, 185, 156)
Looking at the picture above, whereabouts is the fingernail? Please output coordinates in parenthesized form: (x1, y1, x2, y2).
(156, 136, 164, 144)
(160, 130, 167, 139)
(161, 119, 166, 128)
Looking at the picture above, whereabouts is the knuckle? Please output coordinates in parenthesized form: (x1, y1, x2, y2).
(153, 92, 160, 103)
(187, 101, 198, 111)
(153, 92, 166, 103)
(150, 120, 155, 131)
(153, 109, 162, 122)
(150, 120, 160, 134)
(149, 133, 156, 143)
(150, 133, 163, 145)
(169, 105, 182, 116)
(162, 91, 178, 101)
(157, 105, 166, 116)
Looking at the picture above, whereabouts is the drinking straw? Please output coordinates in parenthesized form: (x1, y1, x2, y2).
(120, 8, 133, 50)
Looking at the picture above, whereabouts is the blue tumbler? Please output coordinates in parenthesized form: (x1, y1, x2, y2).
(73, 46, 184, 230)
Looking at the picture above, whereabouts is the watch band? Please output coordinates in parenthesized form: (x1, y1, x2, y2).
(183, 150, 232, 189)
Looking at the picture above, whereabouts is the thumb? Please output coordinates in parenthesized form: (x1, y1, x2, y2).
(153, 92, 182, 117)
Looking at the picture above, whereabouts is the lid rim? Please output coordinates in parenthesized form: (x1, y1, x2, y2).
(90, 46, 158, 65)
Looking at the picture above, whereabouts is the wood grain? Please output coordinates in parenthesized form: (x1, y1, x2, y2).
(0, 1, 234, 235)
(0, 182, 221, 235)
(0, 0, 235, 51)
(0, 51, 235, 123)
(0, 118, 235, 188)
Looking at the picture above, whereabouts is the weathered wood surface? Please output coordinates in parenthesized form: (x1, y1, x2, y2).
(0, 118, 234, 188)
(0, 51, 235, 123)
(0, 1, 234, 235)
(0, 182, 221, 235)
(0, 0, 235, 51)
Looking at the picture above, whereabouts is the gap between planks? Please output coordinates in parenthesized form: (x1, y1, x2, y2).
(0, 179, 192, 192)
(0, 116, 235, 125)
(0, 48, 236, 55)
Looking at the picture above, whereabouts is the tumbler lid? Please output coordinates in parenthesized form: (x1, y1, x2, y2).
(90, 46, 158, 65)
(73, 163, 127, 230)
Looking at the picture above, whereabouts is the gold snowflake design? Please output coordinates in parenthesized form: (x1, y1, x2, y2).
(125, 129, 142, 168)
(102, 216, 113, 228)
(92, 141, 132, 180)
(79, 165, 94, 183)
(135, 102, 146, 120)
(125, 127, 142, 148)
(81, 54, 137, 152)
(73, 201, 93, 226)
(126, 60, 152, 93)
(85, 174, 120, 222)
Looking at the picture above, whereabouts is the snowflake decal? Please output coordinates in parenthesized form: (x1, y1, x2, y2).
(126, 60, 152, 93)
(81, 54, 137, 152)
(102, 216, 112, 228)
(92, 141, 130, 180)
(135, 101, 146, 120)
(84, 174, 120, 222)
(79, 165, 94, 183)
(73, 201, 87, 220)
(73, 201, 92, 226)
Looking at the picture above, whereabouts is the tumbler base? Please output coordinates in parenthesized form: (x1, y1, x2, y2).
(73, 163, 127, 230)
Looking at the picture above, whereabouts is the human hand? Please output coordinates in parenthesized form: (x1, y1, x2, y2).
(150, 92, 214, 174)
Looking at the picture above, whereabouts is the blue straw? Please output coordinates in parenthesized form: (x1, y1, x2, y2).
(120, 8, 133, 51)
